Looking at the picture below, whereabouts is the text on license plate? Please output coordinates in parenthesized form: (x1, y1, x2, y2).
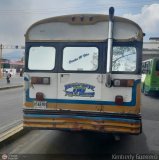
(33, 101, 47, 109)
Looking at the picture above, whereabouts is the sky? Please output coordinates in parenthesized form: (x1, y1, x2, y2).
(0, 0, 159, 60)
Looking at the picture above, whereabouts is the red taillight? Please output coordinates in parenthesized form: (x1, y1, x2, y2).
(36, 92, 44, 101)
(115, 95, 123, 105)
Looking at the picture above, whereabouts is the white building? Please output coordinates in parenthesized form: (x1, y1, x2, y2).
(143, 37, 159, 60)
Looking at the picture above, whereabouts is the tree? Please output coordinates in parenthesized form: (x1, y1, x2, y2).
(112, 47, 136, 71)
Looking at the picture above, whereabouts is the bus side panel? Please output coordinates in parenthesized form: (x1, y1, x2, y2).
(151, 59, 159, 92)
(142, 59, 159, 94)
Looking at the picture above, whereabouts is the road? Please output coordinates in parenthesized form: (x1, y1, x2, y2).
(0, 76, 23, 88)
(0, 88, 23, 130)
(0, 92, 159, 159)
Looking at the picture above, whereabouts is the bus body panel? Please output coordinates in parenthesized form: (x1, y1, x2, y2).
(57, 73, 101, 101)
(24, 71, 141, 134)
(28, 73, 57, 99)
(27, 21, 140, 41)
(26, 15, 143, 42)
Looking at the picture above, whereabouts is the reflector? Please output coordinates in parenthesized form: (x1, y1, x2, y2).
(115, 95, 123, 105)
(36, 92, 44, 101)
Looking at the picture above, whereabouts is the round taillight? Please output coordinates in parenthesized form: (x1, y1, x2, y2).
(36, 92, 44, 101)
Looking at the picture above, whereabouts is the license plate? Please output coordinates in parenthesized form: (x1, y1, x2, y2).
(33, 101, 47, 109)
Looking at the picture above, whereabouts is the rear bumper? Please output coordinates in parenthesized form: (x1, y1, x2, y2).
(23, 109, 142, 134)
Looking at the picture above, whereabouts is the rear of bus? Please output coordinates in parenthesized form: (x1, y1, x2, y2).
(23, 8, 144, 134)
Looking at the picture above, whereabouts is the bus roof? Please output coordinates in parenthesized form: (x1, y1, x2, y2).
(25, 14, 143, 42)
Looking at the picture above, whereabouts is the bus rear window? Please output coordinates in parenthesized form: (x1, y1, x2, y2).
(62, 47, 98, 71)
(156, 60, 159, 71)
(28, 46, 56, 70)
(112, 46, 136, 72)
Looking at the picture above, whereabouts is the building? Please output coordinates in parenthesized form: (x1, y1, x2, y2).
(143, 37, 159, 61)
(0, 59, 24, 77)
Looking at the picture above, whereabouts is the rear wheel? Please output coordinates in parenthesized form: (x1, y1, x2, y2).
(141, 83, 144, 93)
(143, 84, 149, 96)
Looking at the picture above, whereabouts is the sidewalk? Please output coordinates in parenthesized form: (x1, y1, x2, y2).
(0, 75, 23, 90)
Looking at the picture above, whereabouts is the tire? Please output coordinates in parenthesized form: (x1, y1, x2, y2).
(141, 83, 144, 93)
(143, 84, 148, 96)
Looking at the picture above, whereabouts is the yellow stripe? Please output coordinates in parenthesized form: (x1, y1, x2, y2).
(24, 117, 140, 129)
(24, 102, 138, 113)
(23, 122, 140, 134)
(24, 102, 33, 107)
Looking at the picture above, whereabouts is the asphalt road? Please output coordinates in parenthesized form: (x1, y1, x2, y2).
(0, 88, 23, 130)
(0, 92, 159, 159)
(0, 76, 23, 88)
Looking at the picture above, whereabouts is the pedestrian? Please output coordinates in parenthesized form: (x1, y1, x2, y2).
(6, 71, 11, 84)
(20, 68, 23, 77)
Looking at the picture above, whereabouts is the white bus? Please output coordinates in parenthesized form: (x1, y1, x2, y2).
(23, 7, 144, 135)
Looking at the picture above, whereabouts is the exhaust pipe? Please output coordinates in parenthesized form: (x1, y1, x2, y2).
(106, 7, 114, 87)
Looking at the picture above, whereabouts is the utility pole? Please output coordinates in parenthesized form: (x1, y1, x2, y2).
(0, 44, 2, 79)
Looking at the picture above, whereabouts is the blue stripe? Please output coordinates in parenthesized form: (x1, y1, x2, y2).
(24, 113, 140, 123)
(25, 79, 140, 107)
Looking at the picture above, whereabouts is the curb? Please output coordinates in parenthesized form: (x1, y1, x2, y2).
(0, 122, 23, 143)
(0, 85, 23, 90)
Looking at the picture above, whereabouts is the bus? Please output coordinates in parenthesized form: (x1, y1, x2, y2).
(142, 58, 159, 95)
(23, 7, 144, 135)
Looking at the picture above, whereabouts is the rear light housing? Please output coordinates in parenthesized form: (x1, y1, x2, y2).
(113, 79, 134, 87)
(31, 77, 50, 85)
